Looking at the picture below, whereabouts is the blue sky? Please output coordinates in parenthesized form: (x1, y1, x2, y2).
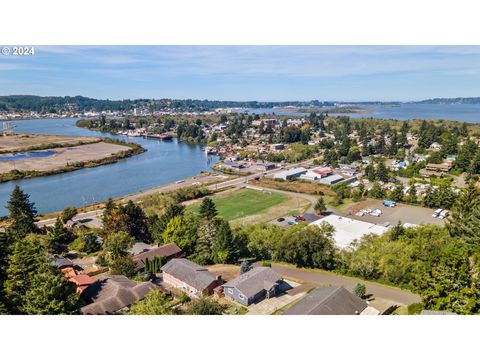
(1, 46, 480, 101)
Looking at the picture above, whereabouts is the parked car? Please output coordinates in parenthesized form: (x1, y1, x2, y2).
(432, 209, 443, 218)
(383, 200, 396, 207)
(370, 209, 382, 217)
(438, 210, 449, 219)
(294, 215, 306, 221)
(277, 217, 285, 222)
(287, 221, 295, 225)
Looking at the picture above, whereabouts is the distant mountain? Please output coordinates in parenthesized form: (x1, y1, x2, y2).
(0, 95, 335, 113)
(414, 97, 480, 104)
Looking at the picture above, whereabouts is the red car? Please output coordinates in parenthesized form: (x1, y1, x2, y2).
(293, 215, 306, 221)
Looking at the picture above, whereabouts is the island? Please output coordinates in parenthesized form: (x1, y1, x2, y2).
(0, 134, 145, 182)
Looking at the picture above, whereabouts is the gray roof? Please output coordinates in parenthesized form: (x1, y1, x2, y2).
(223, 267, 283, 299)
(133, 243, 183, 267)
(129, 242, 153, 255)
(51, 256, 73, 269)
(161, 258, 217, 291)
(284, 286, 367, 315)
(80, 275, 157, 315)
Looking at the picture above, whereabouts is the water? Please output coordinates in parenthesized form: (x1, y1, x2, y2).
(247, 103, 480, 123)
(0, 118, 218, 216)
(0, 151, 55, 161)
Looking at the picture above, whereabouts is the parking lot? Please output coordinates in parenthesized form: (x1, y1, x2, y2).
(345, 199, 446, 226)
(270, 213, 321, 228)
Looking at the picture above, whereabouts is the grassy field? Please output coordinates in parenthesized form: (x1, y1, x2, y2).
(188, 188, 288, 221)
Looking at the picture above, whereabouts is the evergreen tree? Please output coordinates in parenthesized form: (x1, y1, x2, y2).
(369, 182, 385, 199)
(22, 264, 79, 315)
(199, 197, 218, 220)
(4, 234, 47, 312)
(212, 220, 236, 264)
(447, 182, 480, 245)
(389, 184, 404, 202)
(6, 185, 37, 239)
(60, 206, 77, 224)
(47, 218, 75, 253)
(314, 197, 327, 214)
(375, 161, 389, 183)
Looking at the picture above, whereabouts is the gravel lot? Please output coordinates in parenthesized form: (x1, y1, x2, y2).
(346, 199, 445, 226)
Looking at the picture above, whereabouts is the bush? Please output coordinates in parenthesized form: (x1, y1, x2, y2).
(178, 292, 191, 304)
(262, 260, 271, 267)
(353, 283, 366, 299)
(407, 302, 424, 315)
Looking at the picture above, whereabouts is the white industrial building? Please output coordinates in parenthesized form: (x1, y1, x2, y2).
(273, 167, 308, 180)
(311, 215, 388, 249)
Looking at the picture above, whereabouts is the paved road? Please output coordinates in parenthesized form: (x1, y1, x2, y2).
(267, 263, 421, 306)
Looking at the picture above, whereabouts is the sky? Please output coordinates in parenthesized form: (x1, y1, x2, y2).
(1, 46, 480, 102)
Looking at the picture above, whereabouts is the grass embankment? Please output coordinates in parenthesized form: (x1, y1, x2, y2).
(188, 188, 288, 222)
(0, 138, 145, 183)
(250, 178, 335, 196)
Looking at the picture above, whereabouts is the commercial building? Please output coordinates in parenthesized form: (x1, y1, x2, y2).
(273, 167, 307, 180)
(310, 215, 388, 249)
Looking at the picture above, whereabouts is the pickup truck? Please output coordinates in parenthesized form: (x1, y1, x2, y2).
(383, 200, 396, 207)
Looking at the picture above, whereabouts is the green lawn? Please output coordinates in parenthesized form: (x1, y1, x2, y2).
(188, 189, 288, 221)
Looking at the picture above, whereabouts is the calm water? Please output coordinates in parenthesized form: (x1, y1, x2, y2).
(0, 118, 218, 216)
(0, 151, 55, 161)
(248, 103, 480, 122)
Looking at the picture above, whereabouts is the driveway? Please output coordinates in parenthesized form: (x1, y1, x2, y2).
(246, 280, 306, 315)
(264, 263, 421, 307)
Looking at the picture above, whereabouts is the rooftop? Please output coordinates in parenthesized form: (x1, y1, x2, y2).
(311, 215, 388, 249)
(223, 267, 283, 298)
(161, 258, 218, 291)
(284, 286, 368, 315)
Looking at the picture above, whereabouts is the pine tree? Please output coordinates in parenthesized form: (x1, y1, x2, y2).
(22, 264, 79, 315)
(447, 182, 480, 245)
(314, 197, 327, 214)
(212, 220, 236, 264)
(6, 185, 37, 239)
(4, 234, 47, 313)
(199, 197, 218, 220)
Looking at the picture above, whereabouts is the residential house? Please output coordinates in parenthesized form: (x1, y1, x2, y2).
(129, 242, 153, 256)
(80, 275, 157, 315)
(429, 142, 442, 150)
(223, 267, 289, 306)
(161, 258, 223, 298)
(133, 243, 183, 270)
(256, 161, 276, 171)
(284, 286, 377, 315)
(69, 274, 95, 294)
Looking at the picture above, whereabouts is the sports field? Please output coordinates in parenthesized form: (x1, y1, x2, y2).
(188, 188, 288, 221)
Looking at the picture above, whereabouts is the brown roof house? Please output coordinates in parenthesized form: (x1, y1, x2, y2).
(133, 243, 183, 270)
(80, 275, 157, 315)
(284, 286, 377, 315)
(223, 267, 290, 306)
(161, 258, 222, 298)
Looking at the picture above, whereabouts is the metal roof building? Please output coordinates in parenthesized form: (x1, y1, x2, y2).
(311, 215, 388, 249)
(273, 167, 307, 180)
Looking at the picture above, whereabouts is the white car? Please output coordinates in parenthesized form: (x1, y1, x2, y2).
(438, 210, 449, 219)
(432, 209, 442, 218)
(370, 209, 382, 217)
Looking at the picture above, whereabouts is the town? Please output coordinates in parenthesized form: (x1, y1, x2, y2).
(1, 107, 479, 316)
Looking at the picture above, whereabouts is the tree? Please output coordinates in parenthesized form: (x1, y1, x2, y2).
(129, 290, 175, 315)
(83, 232, 102, 253)
(406, 185, 417, 203)
(199, 197, 218, 220)
(447, 182, 480, 244)
(353, 283, 366, 299)
(6, 185, 37, 239)
(22, 265, 79, 315)
(162, 215, 198, 254)
(240, 260, 252, 274)
(389, 184, 404, 202)
(314, 197, 327, 214)
(369, 182, 385, 199)
(212, 220, 237, 264)
(47, 218, 75, 253)
(185, 298, 226, 315)
(103, 231, 134, 262)
(109, 256, 137, 278)
(375, 161, 389, 183)
(4, 234, 47, 312)
(123, 200, 151, 242)
(60, 206, 77, 224)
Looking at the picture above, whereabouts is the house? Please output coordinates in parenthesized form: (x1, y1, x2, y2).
(133, 243, 183, 270)
(284, 286, 375, 315)
(51, 256, 74, 269)
(161, 258, 223, 297)
(273, 167, 308, 180)
(69, 274, 95, 294)
(310, 215, 388, 249)
(129, 242, 153, 256)
(420, 162, 453, 176)
(223, 267, 289, 306)
(270, 143, 284, 151)
(222, 160, 244, 169)
(65, 219, 84, 229)
(299, 166, 333, 182)
(80, 275, 157, 315)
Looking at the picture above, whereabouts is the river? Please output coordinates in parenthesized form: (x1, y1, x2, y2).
(0, 118, 219, 216)
(247, 103, 480, 123)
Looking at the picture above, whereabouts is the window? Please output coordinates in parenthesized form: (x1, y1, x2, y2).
(228, 288, 233, 295)
(239, 294, 245, 300)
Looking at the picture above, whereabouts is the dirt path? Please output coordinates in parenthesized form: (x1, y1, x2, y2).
(266, 263, 421, 306)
